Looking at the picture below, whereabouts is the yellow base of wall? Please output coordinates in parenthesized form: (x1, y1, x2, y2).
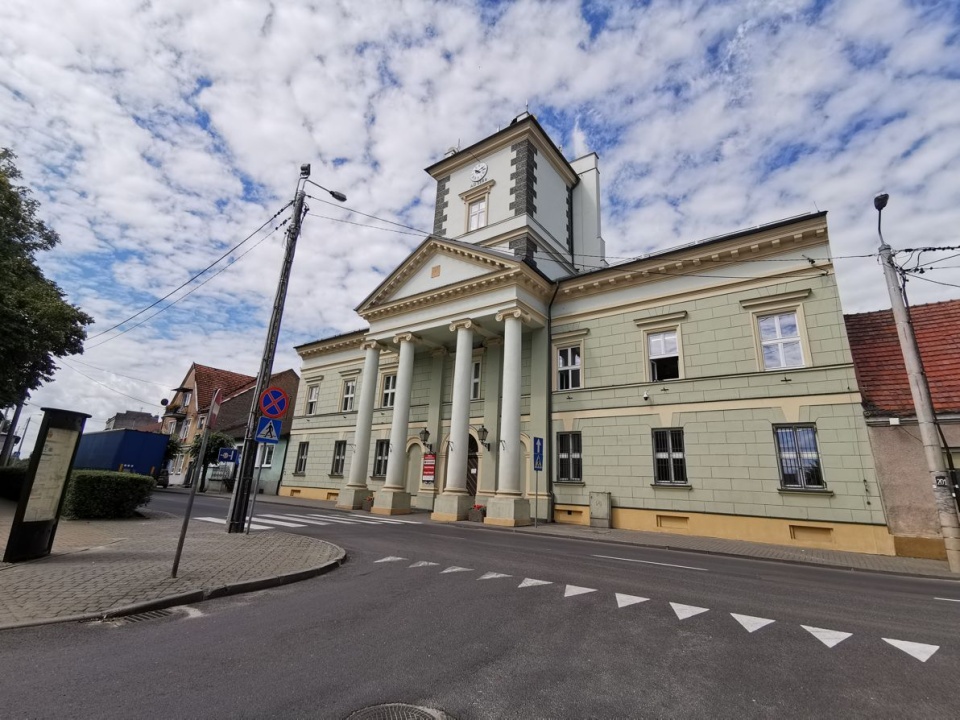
(484, 517, 532, 527)
(431, 512, 460, 522)
(553, 503, 896, 556)
(279, 486, 339, 501)
(893, 535, 947, 560)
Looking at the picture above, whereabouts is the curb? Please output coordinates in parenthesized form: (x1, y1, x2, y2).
(0, 547, 347, 632)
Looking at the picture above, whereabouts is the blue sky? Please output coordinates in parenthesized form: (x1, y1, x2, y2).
(1, 0, 959, 442)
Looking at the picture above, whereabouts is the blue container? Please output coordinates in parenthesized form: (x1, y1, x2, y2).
(74, 429, 170, 477)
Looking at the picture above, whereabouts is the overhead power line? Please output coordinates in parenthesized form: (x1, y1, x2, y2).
(305, 212, 424, 237)
(68, 358, 173, 388)
(304, 194, 431, 236)
(59, 361, 157, 406)
(87, 202, 292, 341)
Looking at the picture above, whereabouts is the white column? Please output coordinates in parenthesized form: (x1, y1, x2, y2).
(443, 321, 474, 494)
(383, 335, 416, 490)
(496, 311, 523, 496)
(338, 341, 380, 509)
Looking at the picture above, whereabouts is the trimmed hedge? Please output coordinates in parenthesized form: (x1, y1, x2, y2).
(0, 465, 28, 501)
(62, 470, 154, 519)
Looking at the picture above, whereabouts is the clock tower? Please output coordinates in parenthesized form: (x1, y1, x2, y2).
(425, 112, 604, 279)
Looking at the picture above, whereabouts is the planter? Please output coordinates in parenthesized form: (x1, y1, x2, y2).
(467, 508, 486, 523)
(361, 498, 375, 512)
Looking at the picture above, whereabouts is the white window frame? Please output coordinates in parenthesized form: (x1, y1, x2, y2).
(197, 414, 206, 430)
(557, 345, 582, 391)
(173, 453, 185, 475)
(341, 379, 357, 412)
(331, 440, 347, 476)
(373, 439, 390, 477)
(652, 428, 687, 485)
(294, 442, 309, 474)
(471, 359, 482, 400)
(381, 374, 397, 409)
(178, 419, 190, 441)
(758, 311, 804, 370)
(467, 197, 487, 231)
(556, 432, 582, 483)
(646, 329, 682, 382)
(306, 384, 320, 415)
(256, 444, 275, 468)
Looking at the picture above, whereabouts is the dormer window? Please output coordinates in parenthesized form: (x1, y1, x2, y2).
(468, 197, 487, 231)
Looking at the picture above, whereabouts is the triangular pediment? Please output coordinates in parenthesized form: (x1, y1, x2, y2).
(356, 237, 524, 315)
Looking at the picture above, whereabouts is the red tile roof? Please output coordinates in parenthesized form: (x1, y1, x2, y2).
(193, 364, 255, 411)
(844, 299, 960, 416)
(216, 369, 300, 438)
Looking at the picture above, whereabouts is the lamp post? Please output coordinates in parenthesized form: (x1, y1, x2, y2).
(418, 427, 432, 452)
(226, 165, 346, 533)
(875, 193, 960, 572)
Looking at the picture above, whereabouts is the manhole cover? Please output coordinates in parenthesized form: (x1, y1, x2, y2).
(346, 704, 453, 720)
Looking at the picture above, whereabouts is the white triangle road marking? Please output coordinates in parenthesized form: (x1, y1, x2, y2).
(883, 638, 939, 662)
(564, 585, 597, 598)
(374, 556, 407, 563)
(518, 578, 552, 588)
(409, 561, 440, 568)
(478, 572, 512, 580)
(731, 613, 775, 633)
(615, 593, 649, 608)
(801, 625, 852, 648)
(440, 566, 473, 574)
(670, 602, 709, 620)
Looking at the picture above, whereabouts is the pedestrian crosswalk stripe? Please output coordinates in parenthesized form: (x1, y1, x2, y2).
(305, 513, 381, 525)
(478, 572, 512, 580)
(802, 625, 852, 648)
(615, 593, 649, 608)
(670, 602, 709, 620)
(731, 613, 775, 633)
(250, 516, 308, 528)
(564, 585, 597, 598)
(883, 638, 939, 662)
(518, 578, 552, 588)
(195, 517, 272, 531)
(265, 514, 330, 526)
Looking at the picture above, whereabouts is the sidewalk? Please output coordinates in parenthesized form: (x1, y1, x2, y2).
(171, 488, 957, 580)
(0, 498, 345, 630)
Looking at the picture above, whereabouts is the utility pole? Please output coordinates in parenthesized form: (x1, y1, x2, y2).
(0, 394, 26, 466)
(226, 165, 346, 532)
(875, 193, 960, 573)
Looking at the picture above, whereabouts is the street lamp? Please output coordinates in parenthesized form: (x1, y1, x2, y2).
(418, 427, 432, 452)
(477, 424, 490, 451)
(226, 165, 346, 532)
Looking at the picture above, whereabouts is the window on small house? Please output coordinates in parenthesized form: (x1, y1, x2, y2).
(306, 385, 320, 415)
(257, 444, 274, 468)
(557, 432, 582, 483)
(468, 197, 487, 231)
(173, 454, 185, 474)
(653, 428, 687, 485)
(774, 425, 824, 489)
(373, 439, 390, 477)
(181, 391, 192, 409)
(331, 440, 347, 476)
(178, 420, 190, 441)
(648, 330, 680, 381)
(197, 415, 206, 430)
(759, 312, 803, 370)
(341, 379, 357, 412)
(295, 442, 309, 474)
(381, 374, 397, 408)
(471, 359, 482, 400)
(557, 345, 582, 390)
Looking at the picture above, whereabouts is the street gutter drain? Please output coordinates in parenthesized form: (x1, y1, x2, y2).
(119, 609, 173, 623)
(345, 704, 453, 720)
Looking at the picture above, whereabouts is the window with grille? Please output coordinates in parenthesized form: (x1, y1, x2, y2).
(774, 425, 824, 489)
(471, 359, 482, 400)
(295, 442, 309, 474)
(468, 197, 487, 231)
(341, 379, 356, 412)
(653, 428, 687, 485)
(381, 374, 397, 408)
(331, 440, 346, 476)
(648, 330, 680, 381)
(557, 345, 582, 390)
(373, 439, 390, 477)
(306, 385, 320, 415)
(759, 312, 804, 370)
(557, 432, 582, 483)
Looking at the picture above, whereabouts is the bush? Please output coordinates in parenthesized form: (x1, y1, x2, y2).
(62, 470, 154, 519)
(0, 465, 28, 501)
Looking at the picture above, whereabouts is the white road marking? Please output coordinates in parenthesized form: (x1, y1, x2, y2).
(251, 517, 308, 528)
(306, 513, 383, 525)
(615, 593, 649, 608)
(409, 561, 440, 568)
(670, 602, 709, 620)
(518, 578, 552, 588)
(374, 556, 407, 563)
(564, 585, 597, 598)
(478, 572, 512, 580)
(934, 597, 960, 603)
(196, 517, 272, 530)
(593, 554, 708, 571)
(731, 613, 775, 633)
(270, 514, 331, 526)
(440, 566, 473, 574)
(801, 625, 852, 648)
(883, 638, 939, 662)
(309, 512, 420, 525)
(179, 606, 205, 620)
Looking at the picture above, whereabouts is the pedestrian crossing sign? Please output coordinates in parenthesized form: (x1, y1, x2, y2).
(255, 416, 281, 445)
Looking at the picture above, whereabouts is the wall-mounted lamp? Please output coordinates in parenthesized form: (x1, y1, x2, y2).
(642, 391, 649, 401)
(475, 424, 490, 450)
(418, 427, 432, 453)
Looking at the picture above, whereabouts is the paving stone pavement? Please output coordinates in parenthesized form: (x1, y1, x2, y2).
(0, 500, 345, 628)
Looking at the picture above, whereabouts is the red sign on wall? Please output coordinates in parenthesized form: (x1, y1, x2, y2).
(422, 453, 436, 485)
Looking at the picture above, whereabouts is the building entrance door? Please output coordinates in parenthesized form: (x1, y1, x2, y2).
(466, 436, 479, 496)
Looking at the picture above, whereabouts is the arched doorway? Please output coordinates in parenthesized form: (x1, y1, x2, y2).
(466, 435, 479, 496)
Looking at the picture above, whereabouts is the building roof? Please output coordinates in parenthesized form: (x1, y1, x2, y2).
(844, 299, 960, 416)
(216, 368, 300, 439)
(192, 364, 256, 411)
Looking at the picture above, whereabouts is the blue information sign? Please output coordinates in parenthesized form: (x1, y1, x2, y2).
(217, 448, 238, 463)
(533, 436, 544, 472)
(255, 416, 281, 445)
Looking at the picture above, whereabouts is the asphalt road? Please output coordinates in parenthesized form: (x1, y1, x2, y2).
(2, 491, 959, 719)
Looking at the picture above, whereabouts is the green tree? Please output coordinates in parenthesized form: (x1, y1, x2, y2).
(0, 148, 93, 407)
(190, 430, 236, 492)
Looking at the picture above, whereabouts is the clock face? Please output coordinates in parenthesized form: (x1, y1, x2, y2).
(470, 162, 488, 183)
